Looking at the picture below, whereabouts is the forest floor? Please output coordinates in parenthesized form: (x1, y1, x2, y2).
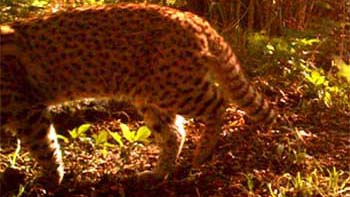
(1, 93, 349, 196)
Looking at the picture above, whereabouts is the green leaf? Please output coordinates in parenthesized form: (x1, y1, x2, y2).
(323, 91, 332, 107)
(104, 142, 116, 148)
(267, 183, 277, 197)
(31, 0, 49, 8)
(9, 139, 21, 167)
(77, 123, 91, 136)
(120, 123, 135, 143)
(101, 147, 108, 158)
(68, 128, 78, 139)
(166, 0, 177, 5)
(16, 184, 25, 197)
(306, 70, 326, 86)
(109, 131, 124, 147)
(334, 58, 350, 82)
(275, 39, 289, 53)
(69, 123, 91, 139)
(57, 134, 69, 143)
(244, 173, 254, 192)
(296, 38, 320, 46)
(93, 130, 108, 146)
(134, 126, 152, 143)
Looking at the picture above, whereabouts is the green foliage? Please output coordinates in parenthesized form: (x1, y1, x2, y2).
(333, 56, 350, 82)
(118, 123, 151, 144)
(91, 123, 152, 158)
(93, 129, 109, 146)
(0, 0, 122, 23)
(267, 168, 350, 197)
(92, 130, 115, 157)
(90, 123, 151, 157)
(8, 139, 21, 167)
(246, 32, 322, 75)
(165, 0, 177, 5)
(305, 70, 326, 87)
(2, 140, 26, 197)
(30, 0, 49, 8)
(304, 69, 332, 107)
(275, 128, 312, 166)
(326, 167, 350, 195)
(16, 184, 25, 197)
(56, 122, 152, 159)
(63, 122, 151, 156)
(58, 123, 93, 149)
(108, 130, 124, 147)
(0, 0, 184, 23)
(244, 173, 255, 193)
(57, 134, 70, 143)
(68, 123, 91, 140)
(0, 0, 49, 23)
(246, 32, 350, 110)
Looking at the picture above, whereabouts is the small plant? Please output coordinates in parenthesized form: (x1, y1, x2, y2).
(304, 69, 337, 108)
(333, 56, 350, 82)
(108, 129, 124, 147)
(107, 123, 152, 146)
(92, 129, 109, 147)
(16, 184, 25, 197)
(2, 139, 26, 197)
(92, 129, 115, 157)
(326, 167, 350, 196)
(246, 32, 350, 111)
(56, 123, 92, 148)
(59, 122, 152, 157)
(120, 123, 151, 144)
(91, 123, 152, 158)
(8, 139, 21, 167)
(243, 173, 255, 195)
(68, 123, 91, 141)
(267, 168, 350, 197)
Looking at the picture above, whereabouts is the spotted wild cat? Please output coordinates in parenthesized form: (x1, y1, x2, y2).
(0, 3, 275, 186)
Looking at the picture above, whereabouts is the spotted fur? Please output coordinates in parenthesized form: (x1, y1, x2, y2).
(0, 3, 275, 186)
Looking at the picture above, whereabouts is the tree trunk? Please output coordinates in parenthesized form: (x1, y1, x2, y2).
(247, 0, 255, 30)
(296, 0, 307, 30)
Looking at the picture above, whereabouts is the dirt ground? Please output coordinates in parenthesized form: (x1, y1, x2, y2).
(1, 95, 349, 197)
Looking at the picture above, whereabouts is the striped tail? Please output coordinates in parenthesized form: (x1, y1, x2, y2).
(209, 34, 276, 125)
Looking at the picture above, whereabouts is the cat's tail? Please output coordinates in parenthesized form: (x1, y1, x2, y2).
(207, 32, 276, 125)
